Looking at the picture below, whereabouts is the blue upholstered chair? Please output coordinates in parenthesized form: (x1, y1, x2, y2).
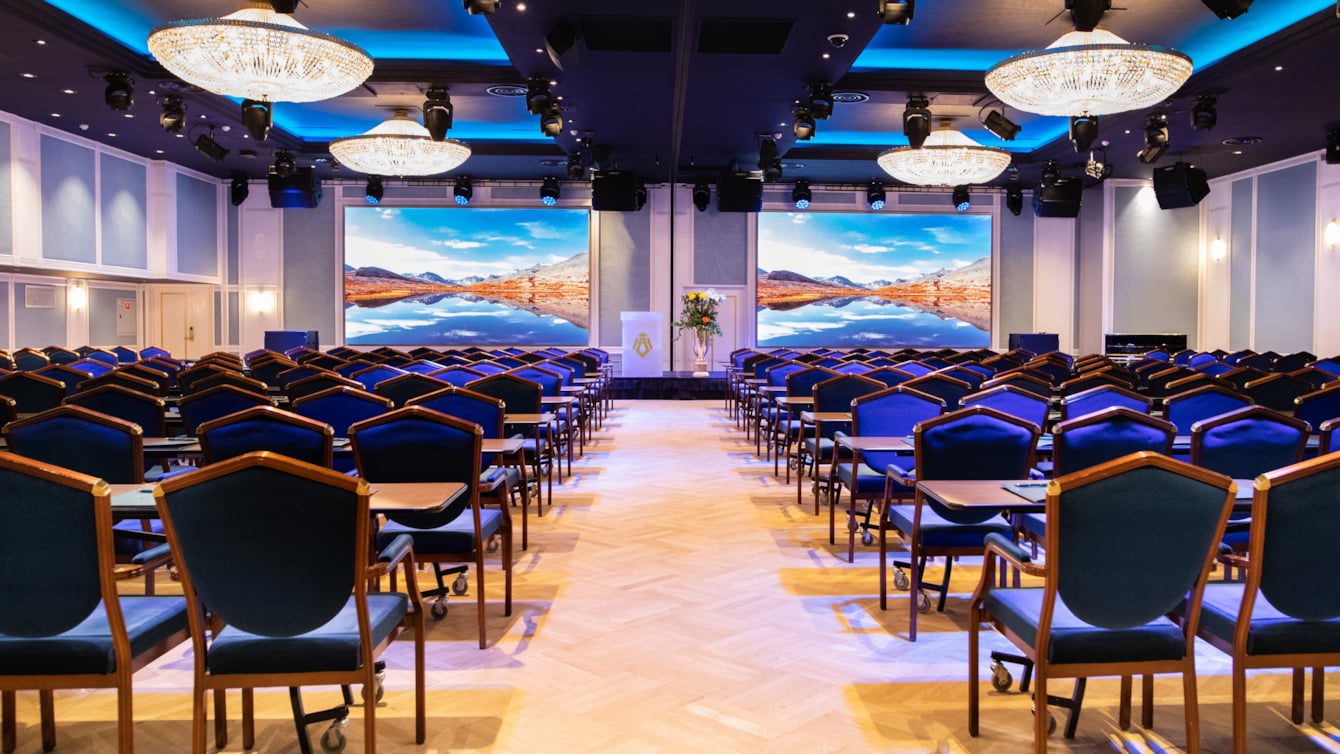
(902, 373, 972, 412)
(1287, 366, 1336, 392)
(466, 361, 508, 376)
(350, 365, 407, 392)
(34, 364, 91, 396)
(0, 372, 65, 414)
(0, 453, 189, 754)
(138, 346, 171, 361)
(969, 452, 1234, 750)
(879, 406, 1039, 640)
(1184, 452, 1340, 752)
(1059, 384, 1150, 422)
(1243, 373, 1312, 414)
(1145, 365, 1194, 399)
(373, 372, 449, 408)
(1296, 384, 1340, 432)
(68, 357, 114, 378)
(1058, 370, 1128, 397)
(176, 364, 237, 395)
(350, 408, 510, 648)
(40, 347, 76, 366)
(1270, 350, 1315, 373)
(155, 451, 425, 753)
(287, 373, 363, 403)
(177, 385, 275, 436)
(1164, 384, 1253, 435)
(247, 356, 298, 387)
(469, 372, 563, 480)
(981, 370, 1051, 399)
(10, 348, 50, 372)
(430, 365, 486, 387)
(198, 406, 334, 467)
(863, 366, 915, 389)
(832, 386, 944, 560)
(291, 386, 391, 437)
(797, 374, 883, 513)
(78, 370, 163, 398)
(275, 364, 331, 388)
(191, 370, 269, 397)
(962, 384, 1050, 430)
(120, 364, 172, 394)
(110, 345, 139, 364)
(65, 383, 169, 437)
(773, 366, 838, 481)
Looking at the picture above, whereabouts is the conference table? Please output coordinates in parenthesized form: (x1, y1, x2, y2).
(108, 480, 470, 518)
(916, 477, 1254, 513)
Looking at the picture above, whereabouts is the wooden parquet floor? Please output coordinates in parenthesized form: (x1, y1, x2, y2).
(11, 400, 1339, 752)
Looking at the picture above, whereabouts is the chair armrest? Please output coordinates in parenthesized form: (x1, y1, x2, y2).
(377, 533, 414, 568)
(131, 542, 172, 566)
(884, 465, 915, 488)
(984, 532, 1044, 577)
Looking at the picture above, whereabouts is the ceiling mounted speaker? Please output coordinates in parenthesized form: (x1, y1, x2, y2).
(1153, 162, 1210, 209)
(591, 171, 644, 212)
(1032, 178, 1083, 218)
(716, 173, 763, 213)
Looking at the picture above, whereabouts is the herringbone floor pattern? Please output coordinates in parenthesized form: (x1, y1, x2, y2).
(8, 400, 1336, 752)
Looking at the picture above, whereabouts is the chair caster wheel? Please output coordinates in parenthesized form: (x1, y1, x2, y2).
(990, 660, 1012, 692)
(361, 670, 386, 703)
(452, 574, 469, 596)
(861, 530, 873, 546)
(893, 569, 910, 591)
(321, 720, 348, 753)
(917, 591, 932, 614)
(486, 537, 499, 554)
(1030, 704, 1057, 736)
(431, 600, 448, 619)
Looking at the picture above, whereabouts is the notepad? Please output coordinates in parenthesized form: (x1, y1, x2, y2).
(144, 437, 195, 447)
(1002, 482, 1048, 503)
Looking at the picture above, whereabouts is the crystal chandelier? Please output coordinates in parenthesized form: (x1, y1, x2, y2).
(329, 110, 472, 177)
(877, 126, 1012, 187)
(147, 2, 373, 103)
(985, 29, 1192, 117)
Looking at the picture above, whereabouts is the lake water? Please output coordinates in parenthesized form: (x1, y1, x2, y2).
(345, 294, 587, 346)
(756, 297, 988, 348)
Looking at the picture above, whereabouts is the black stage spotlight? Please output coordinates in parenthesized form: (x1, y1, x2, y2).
(540, 176, 560, 206)
(983, 110, 1020, 142)
(1328, 128, 1340, 165)
(540, 103, 563, 137)
(809, 83, 834, 120)
(793, 105, 816, 141)
(158, 95, 185, 133)
(692, 180, 711, 212)
(272, 150, 295, 178)
(103, 72, 133, 111)
(230, 172, 249, 207)
(463, 0, 500, 14)
(1041, 159, 1060, 187)
(423, 88, 453, 141)
(792, 180, 812, 210)
(903, 95, 931, 148)
(1190, 94, 1217, 131)
(526, 76, 551, 115)
(879, 0, 915, 24)
(867, 181, 886, 210)
(566, 151, 584, 180)
(1137, 113, 1169, 164)
(1200, 0, 1252, 19)
(1005, 180, 1023, 216)
(365, 176, 384, 205)
(241, 99, 272, 141)
(1070, 114, 1099, 153)
(952, 185, 971, 212)
(194, 129, 228, 161)
(453, 176, 473, 206)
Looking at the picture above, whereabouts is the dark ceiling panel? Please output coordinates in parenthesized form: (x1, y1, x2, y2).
(697, 19, 793, 55)
(579, 17, 672, 53)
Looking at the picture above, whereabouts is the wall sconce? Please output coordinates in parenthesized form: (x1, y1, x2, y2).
(67, 280, 87, 309)
(246, 289, 276, 314)
(1210, 238, 1227, 261)
(1326, 219, 1340, 249)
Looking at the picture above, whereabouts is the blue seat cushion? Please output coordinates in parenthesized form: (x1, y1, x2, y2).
(1018, 513, 1047, 540)
(887, 504, 1011, 548)
(375, 508, 504, 553)
(836, 462, 887, 494)
(1198, 583, 1340, 656)
(802, 437, 835, 459)
(984, 588, 1187, 665)
(0, 596, 187, 675)
(208, 594, 408, 675)
(112, 518, 166, 555)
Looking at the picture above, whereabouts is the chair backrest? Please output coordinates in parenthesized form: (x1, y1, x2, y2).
(12, 348, 50, 371)
(139, 346, 171, 361)
(1046, 452, 1232, 629)
(1219, 366, 1268, 391)
(1060, 384, 1150, 422)
(1190, 405, 1309, 479)
(1296, 384, 1340, 431)
(862, 367, 915, 388)
(178, 385, 275, 435)
(962, 384, 1050, 429)
(286, 373, 363, 402)
(374, 372, 450, 408)
(468, 373, 542, 414)
(1243, 373, 1312, 413)
(120, 364, 172, 394)
(80, 370, 163, 398)
(430, 366, 486, 386)
(110, 346, 138, 364)
(1051, 406, 1175, 478)
(68, 358, 114, 378)
(34, 364, 91, 395)
(1164, 384, 1253, 435)
(914, 406, 1039, 524)
(0, 454, 119, 639)
(178, 364, 237, 394)
(509, 366, 564, 396)
(156, 452, 366, 637)
(980, 370, 1051, 399)
(406, 387, 505, 439)
(276, 364, 331, 387)
(936, 366, 985, 390)
(290, 386, 391, 437)
(1145, 365, 1195, 397)
(198, 406, 333, 467)
(810, 374, 883, 438)
(766, 361, 806, 387)
(193, 371, 270, 396)
(1271, 352, 1314, 374)
(850, 386, 943, 475)
(0, 372, 67, 413)
(349, 407, 482, 530)
(64, 383, 168, 436)
(4, 405, 143, 483)
(784, 367, 837, 400)
(247, 357, 298, 386)
(468, 361, 509, 375)
(903, 373, 973, 412)
(1244, 453, 1340, 621)
(351, 365, 408, 391)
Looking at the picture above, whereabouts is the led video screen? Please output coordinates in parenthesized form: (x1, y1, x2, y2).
(343, 207, 590, 346)
(756, 211, 992, 348)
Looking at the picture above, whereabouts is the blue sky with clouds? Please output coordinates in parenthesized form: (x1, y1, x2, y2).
(758, 211, 991, 284)
(344, 207, 590, 280)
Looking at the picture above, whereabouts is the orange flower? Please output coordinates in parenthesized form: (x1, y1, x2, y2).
(701, 316, 711, 323)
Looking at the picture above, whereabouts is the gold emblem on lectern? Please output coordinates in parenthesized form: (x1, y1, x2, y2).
(632, 332, 653, 358)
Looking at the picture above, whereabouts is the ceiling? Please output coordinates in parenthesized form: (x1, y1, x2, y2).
(0, 0, 1335, 193)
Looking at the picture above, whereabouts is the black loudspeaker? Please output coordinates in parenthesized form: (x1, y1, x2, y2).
(1199, 0, 1252, 19)
(716, 173, 763, 213)
(1153, 162, 1210, 209)
(1032, 178, 1083, 218)
(591, 171, 643, 211)
(545, 21, 583, 71)
(268, 168, 322, 209)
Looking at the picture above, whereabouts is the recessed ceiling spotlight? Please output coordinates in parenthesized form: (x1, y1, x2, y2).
(1274, 65, 1283, 71)
(155, 149, 164, 154)
(62, 89, 75, 94)
(107, 132, 116, 137)
(516, 2, 527, 9)
(20, 73, 35, 79)
(34, 39, 46, 45)
(50, 113, 60, 118)
(821, 52, 831, 59)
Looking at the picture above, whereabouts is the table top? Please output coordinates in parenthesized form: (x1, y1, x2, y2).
(542, 395, 579, 405)
(917, 477, 1252, 513)
(139, 436, 522, 457)
(108, 480, 468, 517)
(800, 411, 851, 423)
(835, 435, 914, 452)
(774, 396, 813, 407)
(504, 413, 555, 424)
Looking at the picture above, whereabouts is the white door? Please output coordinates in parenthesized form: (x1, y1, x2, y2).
(159, 292, 188, 358)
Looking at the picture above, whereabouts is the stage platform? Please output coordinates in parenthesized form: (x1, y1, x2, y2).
(610, 372, 727, 400)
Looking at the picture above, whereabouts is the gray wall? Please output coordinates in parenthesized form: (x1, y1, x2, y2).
(88, 287, 137, 346)
(693, 209, 749, 285)
(282, 201, 338, 349)
(40, 136, 96, 264)
(1110, 185, 1200, 350)
(13, 282, 66, 347)
(100, 153, 148, 270)
(597, 210, 652, 347)
(1076, 189, 1106, 354)
(997, 203, 1034, 339)
(0, 284, 9, 350)
(175, 173, 219, 276)
(1253, 162, 1316, 353)
(0, 121, 10, 256)
(1229, 177, 1253, 351)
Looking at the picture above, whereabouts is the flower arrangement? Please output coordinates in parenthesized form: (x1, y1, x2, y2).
(673, 289, 724, 338)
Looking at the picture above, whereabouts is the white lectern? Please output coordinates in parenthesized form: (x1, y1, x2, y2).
(620, 311, 664, 377)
